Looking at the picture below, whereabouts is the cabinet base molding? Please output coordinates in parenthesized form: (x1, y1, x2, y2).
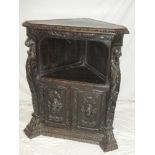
(24, 116, 118, 152)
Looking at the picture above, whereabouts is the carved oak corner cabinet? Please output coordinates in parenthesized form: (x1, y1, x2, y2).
(23, 18, 129, 152)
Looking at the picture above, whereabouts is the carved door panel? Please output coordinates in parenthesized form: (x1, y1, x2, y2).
(72, 89, 106, 132)
(39, 84, 71, 128)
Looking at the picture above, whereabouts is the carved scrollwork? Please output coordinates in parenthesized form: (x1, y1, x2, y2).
(106, 46, 122, 127)
(25, 37, 39, 115)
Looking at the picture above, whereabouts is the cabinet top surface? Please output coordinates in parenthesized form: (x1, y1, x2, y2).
(23, 18, 129, 34)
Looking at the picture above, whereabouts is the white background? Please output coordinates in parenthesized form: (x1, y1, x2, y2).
(1, 0, 155, 155)
(19, 0, 134, 102)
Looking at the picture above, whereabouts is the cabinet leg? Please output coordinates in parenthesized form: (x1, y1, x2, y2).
(24, 116, 42, 139)
(99, 130, 118, 152)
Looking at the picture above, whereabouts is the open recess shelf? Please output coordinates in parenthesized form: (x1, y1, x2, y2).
(39, 37, 108, 85)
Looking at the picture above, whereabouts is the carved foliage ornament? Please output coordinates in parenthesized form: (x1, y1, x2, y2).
(46, 89, 64, 122)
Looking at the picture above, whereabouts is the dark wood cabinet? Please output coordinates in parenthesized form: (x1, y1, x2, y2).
(23, 18, 129, 152)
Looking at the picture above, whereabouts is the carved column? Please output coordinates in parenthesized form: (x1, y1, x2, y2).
(106, 46, 121, 127)
(100, 43, 122, 151)
(24, 36, 41, 138)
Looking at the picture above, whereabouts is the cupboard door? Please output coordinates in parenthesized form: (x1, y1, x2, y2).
(72, 89, 106, 132)
(39, 84, 71, 128)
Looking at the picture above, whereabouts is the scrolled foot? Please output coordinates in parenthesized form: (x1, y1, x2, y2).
(99, 129, 118, 152)
(24, 116, 42, 139)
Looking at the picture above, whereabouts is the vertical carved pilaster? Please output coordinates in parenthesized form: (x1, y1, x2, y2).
(100, 46, 121, 151)
(106, 46, 121, 128)
(24, 37, 41, 138)
(25, 37, 39, 116)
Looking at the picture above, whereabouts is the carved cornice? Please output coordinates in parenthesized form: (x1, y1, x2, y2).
(27, 28, 115, 42)
(23, 20, 129, 35)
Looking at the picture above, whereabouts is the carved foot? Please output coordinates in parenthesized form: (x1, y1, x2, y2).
(24, 116, 42, 139)
(99, 129, 118, 152)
